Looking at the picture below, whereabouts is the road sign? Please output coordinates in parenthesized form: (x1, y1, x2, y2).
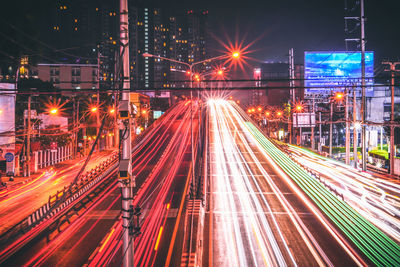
(5, 152, 15, 176)
(293, 113, 316, 127)
(50, 142, 57, 152)
(4, 152, 14, 162)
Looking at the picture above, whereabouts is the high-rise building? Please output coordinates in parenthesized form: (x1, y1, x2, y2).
(44, 0, 119, 89)
(128, 5, 209, 101)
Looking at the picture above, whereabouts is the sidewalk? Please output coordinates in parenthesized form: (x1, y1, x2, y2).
(1, 149, 116, 190)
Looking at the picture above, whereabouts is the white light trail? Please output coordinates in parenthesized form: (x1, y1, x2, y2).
(287, 145, 400, 243)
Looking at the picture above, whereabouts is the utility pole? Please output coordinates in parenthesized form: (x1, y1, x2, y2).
(319, 112, 322, 152)
(114, 94, 118, 148)
(190, 66, 195, 198)
(97, 91, 100, 152)
(119, 0, 134, 266)
(353, 90, 358, 169)
(360, 0, 367, 171)
(345, 90, 350, 165)
(26, 95, 31, 177)
(76, 99, 80, 157)
(310, 98, 315, 150)
(382, 61, 400, 175)
(329, 99, 333, 156)
(289, 48, 295, 144)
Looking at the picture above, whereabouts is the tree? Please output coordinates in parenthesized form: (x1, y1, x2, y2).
(384, 115, 400, 145)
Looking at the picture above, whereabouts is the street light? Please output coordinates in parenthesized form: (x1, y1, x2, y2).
(142, 51, 240, 197)
(50, 108, 58, 115)
(91, 107, 98, 113)
(335, 92, 344, 101)
(295, 104, 303, 112)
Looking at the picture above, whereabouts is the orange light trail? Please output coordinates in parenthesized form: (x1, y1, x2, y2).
(0, 172, 55, 205)
(154, 226, 163, 251)
(99, 228, 116, 253)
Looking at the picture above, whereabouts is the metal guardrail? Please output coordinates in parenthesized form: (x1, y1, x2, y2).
(28, 152, 119, 227)
(275, 141, 345, 201)
(0, 152, 119, 247)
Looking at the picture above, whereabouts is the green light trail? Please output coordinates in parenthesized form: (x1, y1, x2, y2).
(245, 122, 400, 266)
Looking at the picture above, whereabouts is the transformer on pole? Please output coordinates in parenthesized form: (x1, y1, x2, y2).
(118, 0, 134, 266)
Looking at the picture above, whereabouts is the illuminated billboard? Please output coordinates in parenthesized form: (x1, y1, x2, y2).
(304, 52, 374, 94)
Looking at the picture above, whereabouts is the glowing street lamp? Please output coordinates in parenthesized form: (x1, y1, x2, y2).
(142, 51, 240, 184)
(265, 111, 270, 117)
(257, 107, 262, 112)
(232, 51, 240, 59)
(276, 111, 282, 117)
(335, 92, 344, 101)
(50, 108, 58, 115)
(91, 107, 98, 113)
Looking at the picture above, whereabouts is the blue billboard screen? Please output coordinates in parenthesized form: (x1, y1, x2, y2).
(304, 52, 374, 94)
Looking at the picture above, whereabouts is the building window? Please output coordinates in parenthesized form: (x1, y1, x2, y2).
(72, 67, 81, 76)
(385, 87, 400, 97)
(384, 103, 400, 113)
(72, 77, 81, 84)
(50, 67, 60, 76)
(50, 77, 60, 84)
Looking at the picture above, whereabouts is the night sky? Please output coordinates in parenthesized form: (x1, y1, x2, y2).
(152, 0, 400, 64)
(1, 0, 399, 69)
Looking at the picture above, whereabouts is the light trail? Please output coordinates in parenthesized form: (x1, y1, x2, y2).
(208, 99, 297, 266)
(223, 102, 332, 266)
(286, 145, 400, 243)
(243, 119, 400, 266)
(88, 101, 196, 267)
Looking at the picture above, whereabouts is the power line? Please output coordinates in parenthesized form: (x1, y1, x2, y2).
(1, 19, 97, 61)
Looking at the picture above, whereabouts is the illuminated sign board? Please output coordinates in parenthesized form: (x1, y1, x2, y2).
(153, 111, 163, 119)
(304, 52, 374, 95)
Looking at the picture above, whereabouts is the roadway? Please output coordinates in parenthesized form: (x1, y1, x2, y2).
(286, 144, 400, 244)
(203, 99, 400, 266)
(0, 100, 199, 266)
(0, 150, 115, 236)
(90, 100, 199, 267)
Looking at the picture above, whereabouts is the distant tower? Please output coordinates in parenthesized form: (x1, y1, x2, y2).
(344, 0, 361, 51)
(253, 68, 261, 106)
